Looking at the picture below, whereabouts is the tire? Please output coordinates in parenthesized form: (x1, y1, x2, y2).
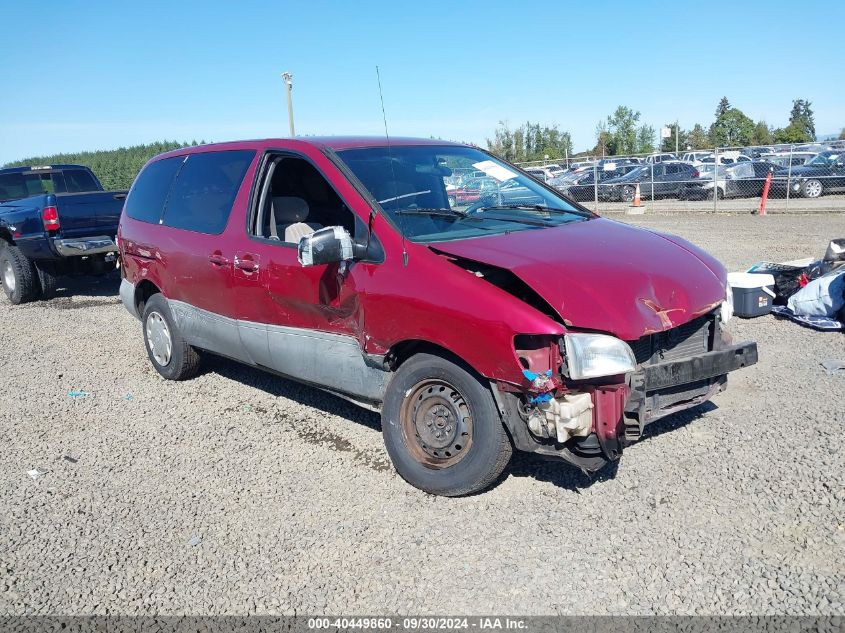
(801, 179, 823, 198)
(141, 293, 201, 380)
(0, 245, 38, 305)
(622, 186, 635, 203)
(381, 353, 512, 496)
(35, 263, 59, 300)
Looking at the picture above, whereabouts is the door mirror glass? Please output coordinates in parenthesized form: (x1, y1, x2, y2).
(298, 226, 355, 267)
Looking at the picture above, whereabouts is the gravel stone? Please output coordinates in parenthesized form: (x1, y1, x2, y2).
(0, 213, 843, 615)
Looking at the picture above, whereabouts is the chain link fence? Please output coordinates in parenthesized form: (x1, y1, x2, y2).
(513, 141, 845, 214)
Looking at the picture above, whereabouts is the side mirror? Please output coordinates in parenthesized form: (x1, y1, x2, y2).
(298, 226, 365, 267)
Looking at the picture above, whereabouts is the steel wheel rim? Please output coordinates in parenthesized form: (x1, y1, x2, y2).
(400, 379, 473, 469)
(145, 311, 173, 366)
(2, 260, 15, 293)
(805, 180, 822, 198)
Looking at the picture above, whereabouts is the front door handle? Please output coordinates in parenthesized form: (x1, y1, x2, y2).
(234, 255, 259, 273)
(208, 252, 230, 267)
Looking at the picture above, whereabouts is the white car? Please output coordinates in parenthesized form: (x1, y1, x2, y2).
(644, 153, 678, 164)
(681, 151, 714, 165)
(524, 165, 565, 182)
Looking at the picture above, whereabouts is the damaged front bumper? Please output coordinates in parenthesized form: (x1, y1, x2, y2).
(623, 341, 757, 439)
(500, 335, 757, 473)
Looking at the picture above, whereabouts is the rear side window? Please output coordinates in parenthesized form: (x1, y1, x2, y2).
(125, 156, 185, 224)
(161, 150, 254, 234)
(62, 169, 99, 193)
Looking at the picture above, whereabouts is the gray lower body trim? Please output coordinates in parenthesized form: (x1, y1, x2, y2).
(167, 299, 389, 403)
(53, 235, 117, 257)
(120, 278, 140, 320)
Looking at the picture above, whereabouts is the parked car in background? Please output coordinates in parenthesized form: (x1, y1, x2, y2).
(701, 151, 752, 165)
(449, 177, 499, 206)
(644, 153, 677, 164)
(0, 164, 125, 304)
(602, 162, 698, 201)
(769, 150, 845, 198)
(554, 164, 640, 201)
(743, 146, 776, 159)
(566, 161, 596, 173)
(524, 165, 565, 182)
(680, 161, 776, 200)
(681, 151, 714, 165)
(117, 137, 755, 496)
(759, 152, 817, 169)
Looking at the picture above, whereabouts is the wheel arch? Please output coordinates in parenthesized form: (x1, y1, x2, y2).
(135, 279, 162, 315)
(388, 339, 485, 381)
(0, 228, 14, 246)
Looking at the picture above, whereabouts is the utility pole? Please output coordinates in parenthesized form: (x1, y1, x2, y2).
(675, 119, 680, 155)
(281, 72, 295, 136)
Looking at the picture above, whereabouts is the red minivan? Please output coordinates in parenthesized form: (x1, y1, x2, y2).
(118, 138, 756, 496)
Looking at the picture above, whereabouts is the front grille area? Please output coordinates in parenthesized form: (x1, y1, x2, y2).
(627, 314, 714, 366)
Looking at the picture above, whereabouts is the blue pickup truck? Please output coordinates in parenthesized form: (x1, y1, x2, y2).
(0, 164, 126, 304)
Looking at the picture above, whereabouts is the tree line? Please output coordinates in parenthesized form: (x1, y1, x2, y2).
(488, 97, 827, 161)
(2, 141, 205, 189)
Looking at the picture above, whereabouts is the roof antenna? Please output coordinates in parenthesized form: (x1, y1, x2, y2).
(376, 65, 408, 266)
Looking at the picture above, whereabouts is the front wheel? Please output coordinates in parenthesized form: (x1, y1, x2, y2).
(801, 179, 823, 198)
(621, 186, 636, 202)
(381, 353, 512, 496)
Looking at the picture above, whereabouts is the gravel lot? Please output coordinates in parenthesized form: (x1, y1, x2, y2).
(1, 213, 843, 616)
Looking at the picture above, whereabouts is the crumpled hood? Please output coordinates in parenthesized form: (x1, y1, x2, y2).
(432, 218, 727, 340)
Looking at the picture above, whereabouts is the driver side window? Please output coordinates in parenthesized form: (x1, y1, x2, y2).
(252, 155, 359, 245)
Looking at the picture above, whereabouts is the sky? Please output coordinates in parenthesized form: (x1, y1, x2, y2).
(1, 0, 843, 164)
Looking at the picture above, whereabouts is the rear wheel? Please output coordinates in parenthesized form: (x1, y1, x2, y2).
(801, 179, 823, 198)
(0, 246, 38, 305)
(35, 263, 59, 300)
(142, 293, 201, 380)
(621, 186, 636, 202)
(382, 353, 512, 496)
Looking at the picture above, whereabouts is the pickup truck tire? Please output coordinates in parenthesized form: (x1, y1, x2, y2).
(1, 245, 38, 305)
(382, 353, 512, 496)
(142, 293, 201, 381)
(35, 264, 59, 300)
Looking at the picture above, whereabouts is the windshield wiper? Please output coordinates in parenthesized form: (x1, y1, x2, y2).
(395, 207, 467, 218)
(476, 204, 593, 218)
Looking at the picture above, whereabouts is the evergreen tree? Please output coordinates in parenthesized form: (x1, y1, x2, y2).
(2, 141, 194, 189)
(786, 99, 815, 141)
(715, 97, 731, 118)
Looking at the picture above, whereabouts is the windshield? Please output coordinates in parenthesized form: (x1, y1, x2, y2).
(336, 145, 591, 243)
(807, 152, 841, 167)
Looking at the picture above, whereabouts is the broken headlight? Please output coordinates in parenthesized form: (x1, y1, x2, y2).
(563, 333, 637, 380)
(721, 280, 734, 324)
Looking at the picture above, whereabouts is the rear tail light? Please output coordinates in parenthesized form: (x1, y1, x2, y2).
(693, 170, 700, 178)
(42, 206, 60, 230)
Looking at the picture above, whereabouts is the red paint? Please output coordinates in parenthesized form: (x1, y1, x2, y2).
(120, 137, 728, 392)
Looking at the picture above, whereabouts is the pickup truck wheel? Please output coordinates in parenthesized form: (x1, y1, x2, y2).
(0, 246, 38, 305)
(382, 353, 512, 496)
(35, 264, 59, 300)
(142, 294, 201, 380)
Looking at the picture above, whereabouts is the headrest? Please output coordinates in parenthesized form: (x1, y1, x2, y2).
(272, 196, 309, 223)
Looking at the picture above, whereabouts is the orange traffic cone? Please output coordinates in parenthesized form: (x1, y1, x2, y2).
(631, 183, 643, 207)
